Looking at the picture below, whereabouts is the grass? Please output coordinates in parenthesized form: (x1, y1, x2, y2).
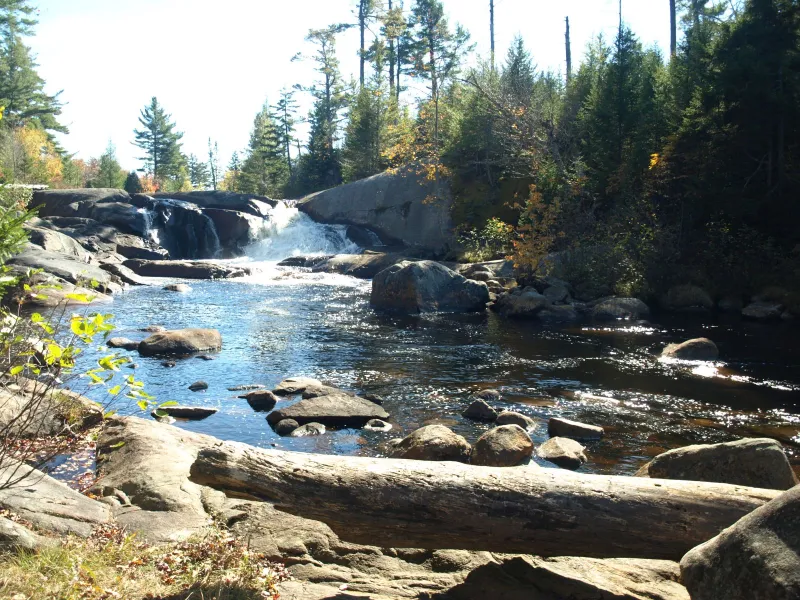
(0, 523, 288, 600)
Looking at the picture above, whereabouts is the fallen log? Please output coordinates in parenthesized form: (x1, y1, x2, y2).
(189, 442, 779, 560)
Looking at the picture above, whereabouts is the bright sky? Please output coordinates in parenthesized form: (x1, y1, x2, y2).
(30, 0, 670, 171)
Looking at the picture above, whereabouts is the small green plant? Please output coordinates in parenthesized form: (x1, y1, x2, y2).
(458, 217, 514, 262)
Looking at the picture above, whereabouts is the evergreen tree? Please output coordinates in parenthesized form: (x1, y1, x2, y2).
(187, 154, 210, 189)
(222, 151, 242, 192)
(501, 35, 535, 106)
(272, 88, 299, 189)
(132, 97, 184, 185)
(355, 0, 379, 86)
(240, 102, 288, 196)
(87, 142, 125, 189)
(123, 171, 143, 194)
(208, 138, 220, 191)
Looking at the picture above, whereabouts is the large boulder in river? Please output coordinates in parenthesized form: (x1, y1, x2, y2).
(266, 392, 389, 428)
(138, 328, 222, 357)
(371, 260, 489, 313)
(389, 425, 471, 462)
(680, 484, 800, 600)
(311, 252, 407, 279)
(661, 337, 719, 361)
(660, 284, 714, 312)
(470, 424, 534, 467)
(297, 168, 455, 255)
(123, 259, 250, 279)
(636, 438, 798, 490)
(591, 297, 650, 320)
(492, 287, 550, 318)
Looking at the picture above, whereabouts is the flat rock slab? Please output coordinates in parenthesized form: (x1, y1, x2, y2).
(153, 406, 218, 419)
(138, 328, 222, 356)
(267, 394, 389, 428)
(548, 417, 604, 440)
(123, 259, 251, 279)
(8, 246, 114, 290)
(273, 377, 324, 396)
(0, 462, 110, 536)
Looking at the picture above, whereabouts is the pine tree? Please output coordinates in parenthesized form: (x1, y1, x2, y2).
(132, 97, 184, 185)
(87, 142, 125, 189)
(207, 138, 220, 191)
(272, 89, 299, 189)
(124, 171, 143, 194)
(187, 154, 210, 190)
(355, 0, 379, 86)
(501, 35, 535, 107)
(222, 151, 242, 192)
(240, 102, 288, 197)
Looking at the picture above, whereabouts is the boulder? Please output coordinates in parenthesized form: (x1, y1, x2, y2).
(680, 484, 800, 600)
(592, 297, 650, 320)
(475, 389, 501, 402)
(297, 168, 455, 254)
(241, 390, 279, 412)
(203, 208, 267, 254)
(462, 399, 498, 422)
(273, 377, 325, 396)
(0, 383, 102, 439)
(188, 380, 208, 392)
(345, 224, 386, 248)
(273, 418, 300, 436)
(742, 301, 784, 321)
(364, 419, 393, 432)
(266, 393, 389, 428)
(537, 437, 588, 470)
(718, 295, 744, 313)
(8, 245, 114, 291)
(661, 337, 719, 361)
(495, 411, 537, 432)
(548, 417, 604, 440)
(290, 423, 326, 437)
(152, 405, 218, 419)
(442, 555, 689, 600)
(470, 424, 534, 467)
(492, 287, 549, 318)
(100, 262, 149, 286)
(0, 516, 52, 551)
(310, 252, 410, 278)
(389, 425, 471, 463)
(23, 224, 90, 260)
(661, 284, 714, 312)
(636, 438, 798, 490)
(138, 328, 222, 356)
(18, 280, 112, 308)
(538, 304, 580, 323)
(31, 188, 148, 236)
(108, 337, 140, 351)
(115, 242, 169, 261)
(278, 255, 331, 268)
(164, 283, 192, 292)
(123, 259, 250, 279)
(468, 271, 494, 282)
(543, 283, 571, 304)
(371, 260, 489, 313)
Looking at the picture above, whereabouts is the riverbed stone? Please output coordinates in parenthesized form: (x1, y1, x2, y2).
(371, 260, 490, 313)
(273, 418, 300, 436)
(364, 419, 392, 432)
(492, 287, 549, 318)
(164, 283, 192, 292)
(389, 425, 471, 463)
(462, 399, 498, 422)
(123, 259, 250, 280)
(537, 437, 588, 470)
(138, 328, 222, 356)
(107, 337, 140, 351)
(471, 425, 534, 467)
(661, 337, 719, 361)
(548, 417, 604, 440)
(290, 422, 326, 437)
(100, 262, 149, 286)
(636, 437, 798, 490)
(680, 484, 800, 600)
(241, 389, 279, 412)
(474, 389, 501, 402)
(661, 284, 714, 312)
(273, 377, 324, 396)
(742, 301, 784, 321)
(495, 411, 537, 431)
(266, 393, 389, 428)
(591, 297, 650, 320)
(188, 380, 208, 392)
(152, 406, 218, 419)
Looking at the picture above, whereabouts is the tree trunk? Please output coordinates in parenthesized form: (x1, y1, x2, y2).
(490, 0, 495, 70)
(388, 0, 395, 94)
(669, 0, 677, 57)
(359, 0, 366, 86)
(190, 443, 779, 561)
(565, 16, 572, 82)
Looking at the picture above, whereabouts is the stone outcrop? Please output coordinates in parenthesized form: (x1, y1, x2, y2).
(8, 245, 115, 291)
(636, 437, 798, 490)
(548, 417, 605, 440)
(31, 188, 148, 236)
(371, 260, 489, 313)
(591, 297, 650, 320)
(138, 328, 222, 356)
(297, 168, 454, 255)
(492, 287, 550, 318)
(123, 258, 251, 279)
(310, 252, 407, 279)
(680, 484, 800, 600)
(388, 425, 471, 462)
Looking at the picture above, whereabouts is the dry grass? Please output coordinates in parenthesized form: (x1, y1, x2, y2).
(0, 523, 288, 600)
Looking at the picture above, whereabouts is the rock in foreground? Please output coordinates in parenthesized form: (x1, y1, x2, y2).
(371, 260, 489, 313)
(138, 328, 222, 356)
(470, 425, 534, 467)
(636, 437, 798, 490)
(389, 425, 471, 463)
(537, 437, 588, 470)
(680, 484, 800, 600)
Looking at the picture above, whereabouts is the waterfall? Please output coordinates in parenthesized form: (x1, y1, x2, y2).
(245, 202, 359, 261)
(146, 198, 222, 259)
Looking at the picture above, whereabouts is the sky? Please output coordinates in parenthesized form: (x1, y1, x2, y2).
(29, 0, 671, 172)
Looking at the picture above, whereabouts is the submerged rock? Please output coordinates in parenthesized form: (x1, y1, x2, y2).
(495, 411, 537, 432)
(462, 399, 498, 422)
(364, 418, 392, 432)
(290, 422, 326, 437)
(266, 393, 389, 428)
(371, 260, 490, 314)
(548, 417, 604, 440)
(636, 437, 798, 490)
(474, 389, 501, 402)
(591, 297, 650, 321)
(138, 328, 222, 356)
(152, 406, 218, 420)
(661, 337, 719, 361)
(273, 418, 300, 436)
(164, 283, 192, 293)
(389, 425, 471, 463)
(680, 484, 800, 600)
(537, 437, 588, 470)
(470, 425, 534, 467)
(188, 380, 209, 392)
(107, 337, 140, 351)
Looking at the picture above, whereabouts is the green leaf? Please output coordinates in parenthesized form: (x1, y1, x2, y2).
(109, 441, 125, 449)
(159, 401, 179, 407)
(9, 365, 23, 376)
(108, 385, 122, 396)
(136, 400, 148, 411)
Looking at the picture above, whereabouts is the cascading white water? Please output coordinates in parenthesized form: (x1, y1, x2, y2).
(245, 201, 359, 261)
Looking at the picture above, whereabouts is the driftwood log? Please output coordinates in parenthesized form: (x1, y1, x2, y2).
(190, 442, 779, 560)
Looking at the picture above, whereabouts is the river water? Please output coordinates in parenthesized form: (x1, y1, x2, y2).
(74, 205, 800, 476)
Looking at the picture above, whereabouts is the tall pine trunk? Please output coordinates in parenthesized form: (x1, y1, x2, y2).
(565, 16, 572, 82)
(359, 0, 366, 86)
(669, 0, 677, 57)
